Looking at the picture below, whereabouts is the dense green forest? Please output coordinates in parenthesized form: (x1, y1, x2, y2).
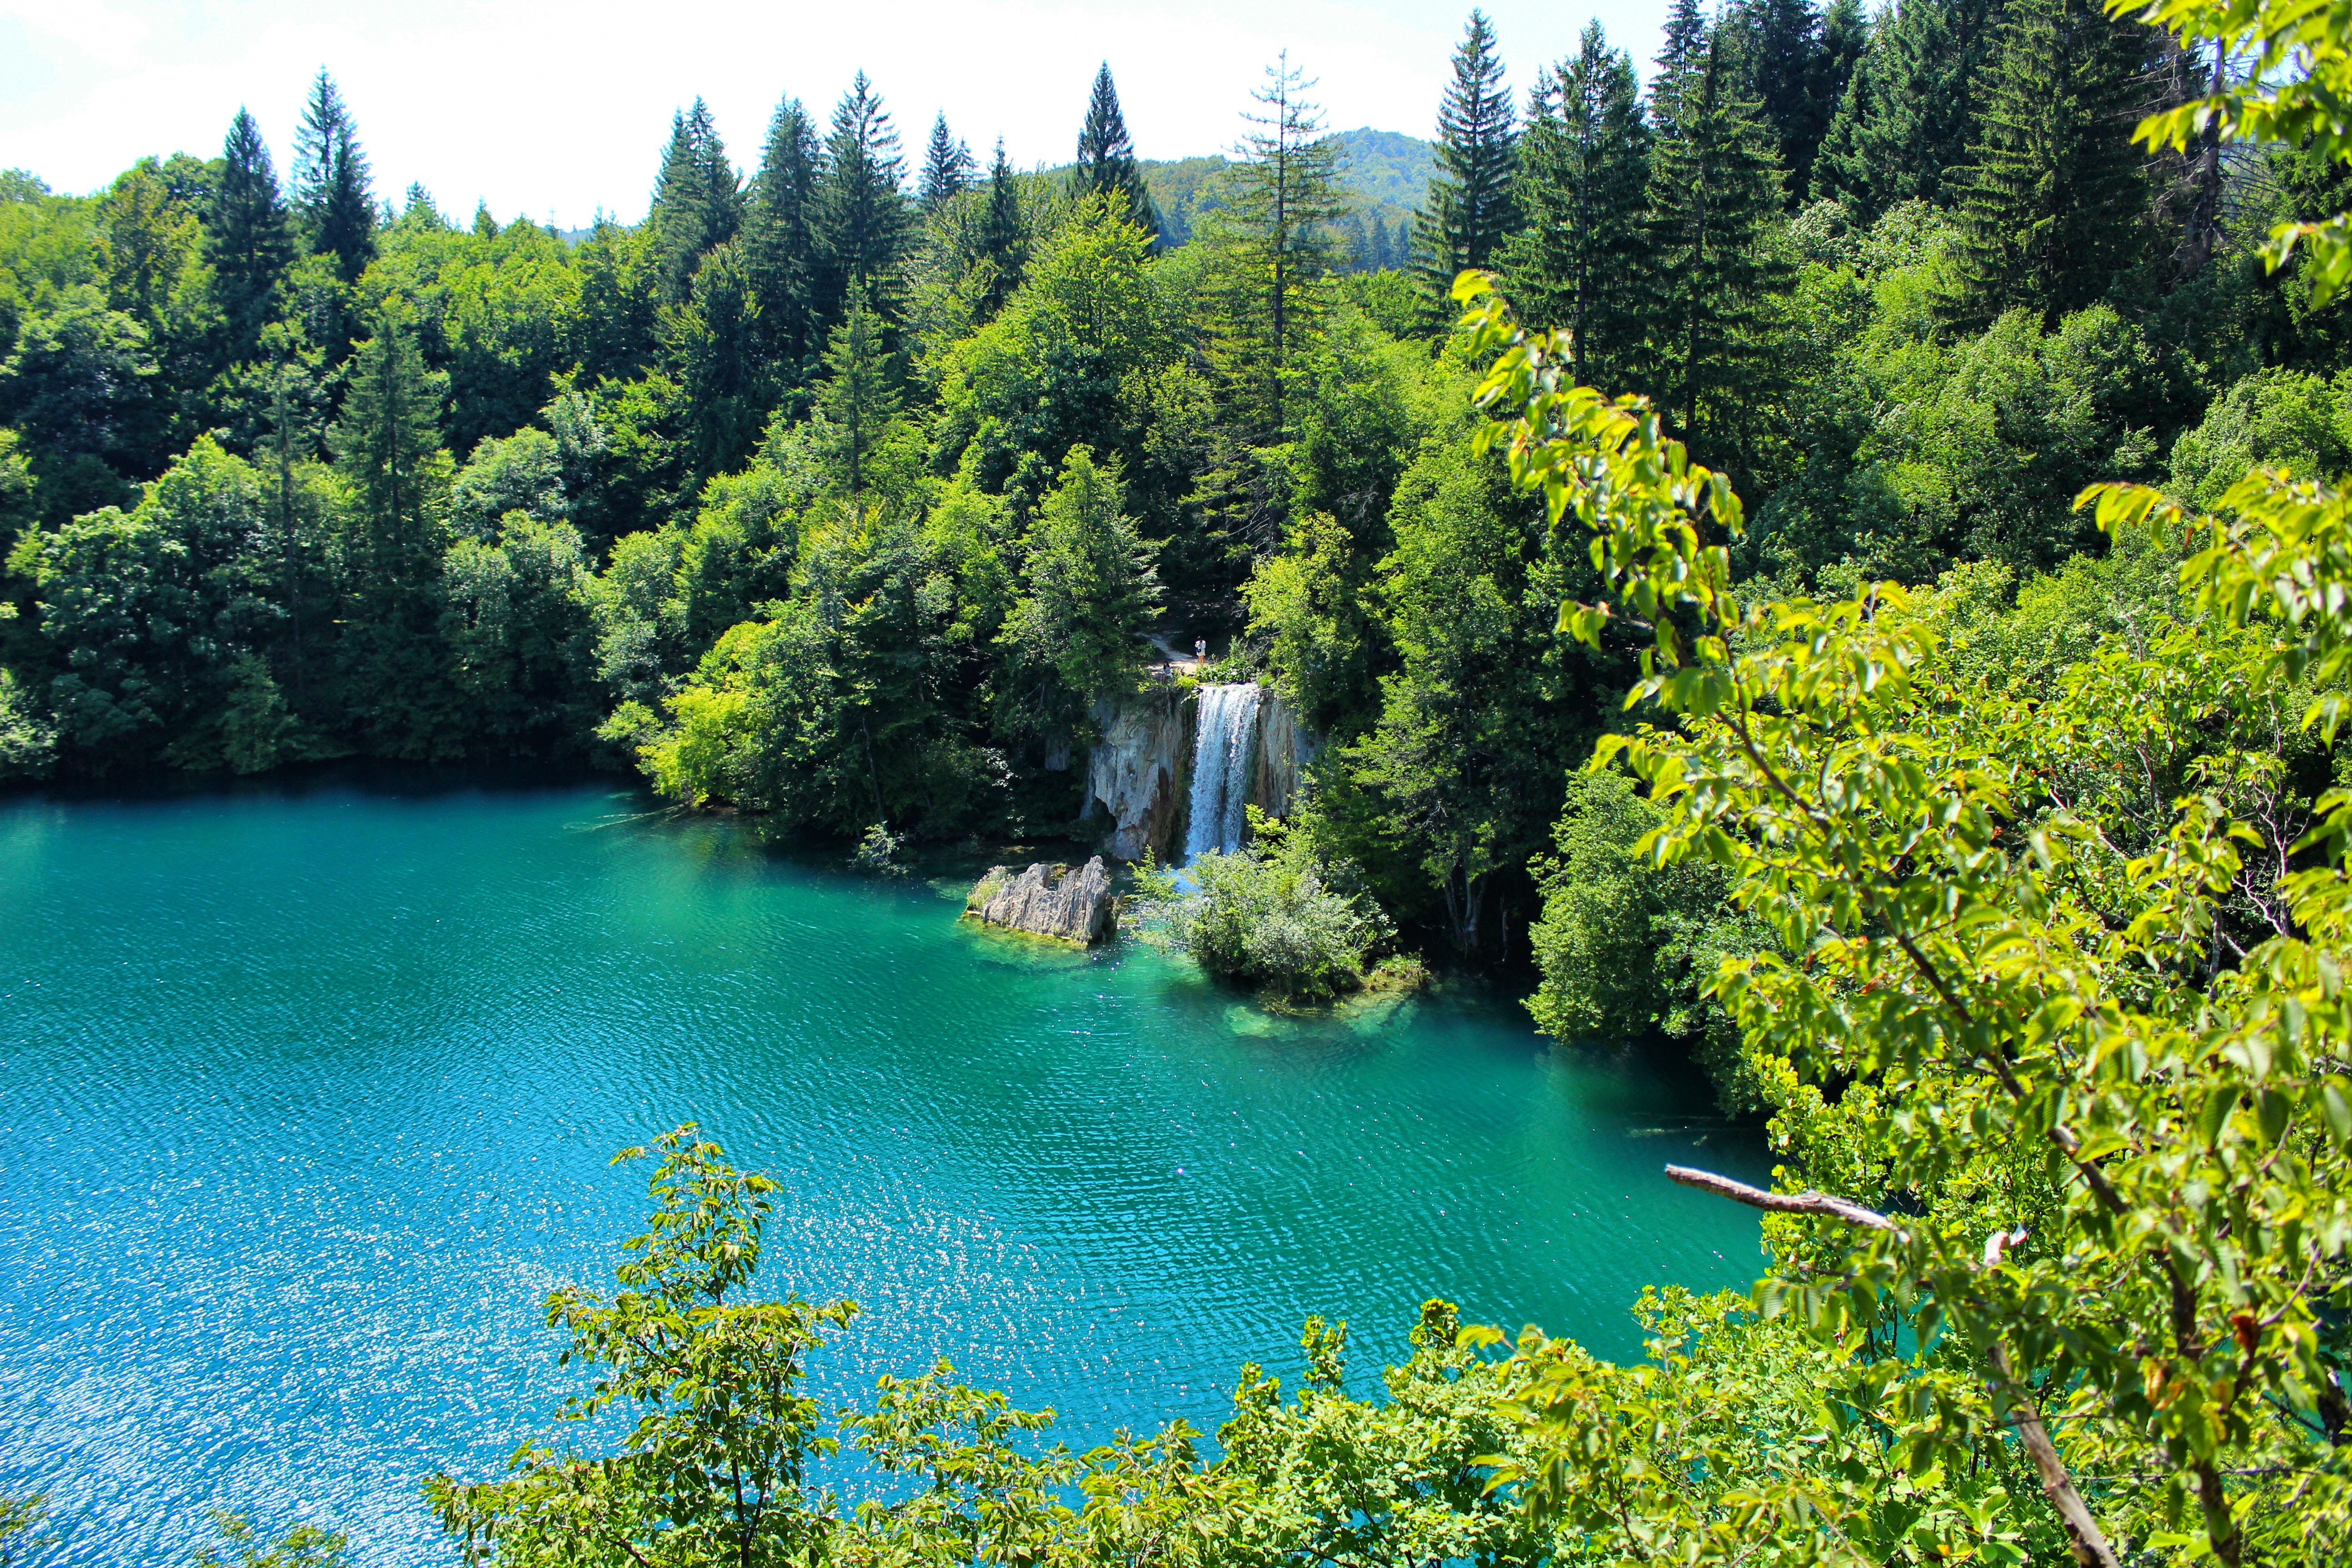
(5, 0, 2352, 1562)
(2, 0, 2349, 1087)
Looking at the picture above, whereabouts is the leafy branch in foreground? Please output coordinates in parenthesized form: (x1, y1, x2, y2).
(1455, 135, 2352, 1568)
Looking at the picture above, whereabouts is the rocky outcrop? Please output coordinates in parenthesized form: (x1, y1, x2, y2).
(1085, 690, 1191, 861)
(965, 857, 1117, 945)
(1251, 691, 1315, 822)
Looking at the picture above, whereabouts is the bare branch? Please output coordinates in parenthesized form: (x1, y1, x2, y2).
(1662, 1165, 1902, 1234)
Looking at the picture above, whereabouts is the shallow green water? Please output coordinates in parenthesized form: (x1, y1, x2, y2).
(0, 773, 1763, 1564)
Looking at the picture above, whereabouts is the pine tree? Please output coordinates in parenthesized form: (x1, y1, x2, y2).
(293, 70, 377, 283)
(1414, 10, 1520, 306)
(1072, 64, 1161, 241)
(976, 138, 1029, 317)
(205, 108, 293, 362)
(748, 96, 825, 373)
(1368, 212, 1393, 270)
(329, 305, 448, 585)
(1950, 0, 2153, 322)
(650, 98, 743, 306)
(1501, 22, 1651, 390)
(1812, 0, 2007, 218)
(921, 114, 976, 213)
(813, 73, 913, 328)
(1643, 27, 1794, 457)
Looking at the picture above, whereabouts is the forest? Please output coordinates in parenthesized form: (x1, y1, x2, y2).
(4, 0, 2345, 1039)
(5, 0, 2352, 1558)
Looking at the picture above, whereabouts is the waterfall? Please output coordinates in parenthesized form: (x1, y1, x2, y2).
(1183, 682, 1263, 860)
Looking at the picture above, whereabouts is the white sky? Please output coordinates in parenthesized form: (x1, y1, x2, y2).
(0, 0, 1676, 228)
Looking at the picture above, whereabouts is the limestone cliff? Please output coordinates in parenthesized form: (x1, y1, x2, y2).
(965, 857, 1117, 945)
(1084, 690, 1191, 861)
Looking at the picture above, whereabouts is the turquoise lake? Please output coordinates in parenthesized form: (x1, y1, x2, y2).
(0, 774, 1765, 1564)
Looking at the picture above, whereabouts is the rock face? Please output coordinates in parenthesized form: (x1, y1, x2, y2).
(1252, 691, 1316, 823)
(1083, 683, 1323, 862)
(965, 857, 1117, 945)
(1085, 690, 1191, 861)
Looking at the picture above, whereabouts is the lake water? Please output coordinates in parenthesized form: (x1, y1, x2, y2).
(0, 773, 1764, 1565)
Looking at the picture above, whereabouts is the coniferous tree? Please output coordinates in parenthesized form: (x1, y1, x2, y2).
(1643, 27, 1794, 458)
(1812, 0, 2007, 217)
(1414, 11, 1520, 306)
(650, 99, 743, 306)
(668, 240, 769, 487)
(204, 108, 293, 363)
(1950, 0, 2152, 322)
(1072, 64, 1161, 241)
(1367, 212, 1393, 270)
(1650, 0, 1715, 137)
(920, 114, 977, 213)
(1728, 0, 1851, 205)
(1502, 23, 1651, 390)
(976, 138, 1029, 318)
(330, 305, 448, 586)
(813, 74, 913, 328)
(293, 70, 377, 283)
(813, 287, 900, 496)
(748, 97, 825, 373)
(1212, 53, 1345, 439)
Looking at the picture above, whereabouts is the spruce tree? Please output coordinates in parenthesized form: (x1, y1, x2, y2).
(1950, 0, 2152, 322)
(1501, 23, 1651, 391)
(1642, 27, 1794, 458)
(293, 70, 377, 283)
(650, 99, 743, 307)
(921, 114, 977, 213)
(1214, 52, 1344, 438)
(1072, 64, 1161, 241)
(205, 108, 293, 363)
(329, 305, 448, 585)
(748, 96, 824, 373)
(1812, 0, 2007, 218)
(812, 73, 913, 328)
(1368, 212, 1393, 270)
(1728, 0, 1848, 205)
(813, 287, 901, 495)
(1414, 10, 1520, 305)
(670, 239, 769, 486)
(976, 138, 1029, 317)
(1650, 0, 1715, 137)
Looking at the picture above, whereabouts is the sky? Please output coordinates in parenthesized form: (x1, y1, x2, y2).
(0, 0, 1676, 230)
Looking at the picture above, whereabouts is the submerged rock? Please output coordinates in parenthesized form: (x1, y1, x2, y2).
(965, 856, 1117, 945)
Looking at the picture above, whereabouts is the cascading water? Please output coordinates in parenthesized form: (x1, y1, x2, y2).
(1182, 682, 1263, 860)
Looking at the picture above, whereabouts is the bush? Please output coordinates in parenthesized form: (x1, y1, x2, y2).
(1131, 809, 1391, 1001)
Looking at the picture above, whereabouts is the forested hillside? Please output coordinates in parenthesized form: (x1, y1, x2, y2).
(1137, 126, 1436, 255)
(6, 0, 2352, 1560)
(0, 0, 2346, 1050)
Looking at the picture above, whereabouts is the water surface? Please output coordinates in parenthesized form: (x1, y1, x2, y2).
(0, 774, 1762, 1564)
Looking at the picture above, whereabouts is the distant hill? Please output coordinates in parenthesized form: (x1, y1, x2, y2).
(1070, 127, 1436, 253)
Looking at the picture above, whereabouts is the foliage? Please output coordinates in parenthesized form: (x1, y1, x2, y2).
(1455, 108, 2352, 1545)
(1129, 808, 1392, 1000)
(430, 1126, 857, 1567)
(1526, 769, 1771, 1110)
(1414, 10, 1520, 310)
(190, 1512, 348, 1568)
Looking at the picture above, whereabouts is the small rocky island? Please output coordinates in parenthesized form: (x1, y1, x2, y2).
(964, 857, 1117, 945)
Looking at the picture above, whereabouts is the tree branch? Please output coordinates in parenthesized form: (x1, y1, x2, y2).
(1662, 1165, 1902, 1234)
(1668, 1164, 2120, 1568)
